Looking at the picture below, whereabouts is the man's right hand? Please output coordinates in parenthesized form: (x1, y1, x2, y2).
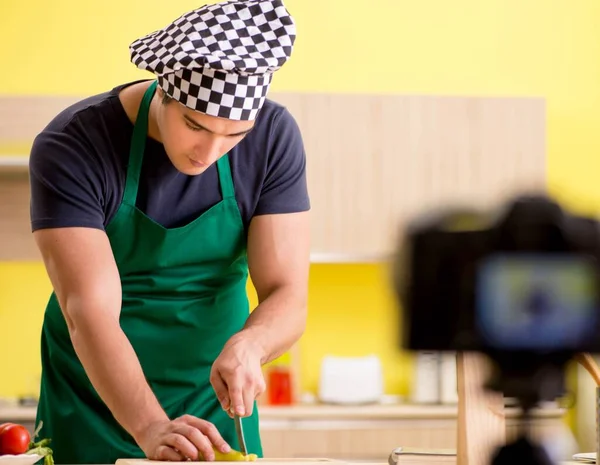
(136, 415, 231, 461)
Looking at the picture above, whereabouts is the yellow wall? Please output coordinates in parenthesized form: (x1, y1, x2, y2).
(0, 262, 405, 398)
(1, 0, 600, 419)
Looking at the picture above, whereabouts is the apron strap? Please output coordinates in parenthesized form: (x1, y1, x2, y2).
(124, 80, 236, 204)
(217, 155, 235, 199)
(123, 80, 157, 206)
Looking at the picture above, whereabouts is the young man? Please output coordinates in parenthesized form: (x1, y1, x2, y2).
(29, 1, 310, 463)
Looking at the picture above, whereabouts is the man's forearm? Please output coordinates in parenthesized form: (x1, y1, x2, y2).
(239, 285, 307, 364)
(68, 304, 168, 441)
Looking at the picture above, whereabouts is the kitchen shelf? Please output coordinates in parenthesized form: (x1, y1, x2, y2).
(309, 253, 389, 264)
(0, 155, 29, 170)
(0, 402, 564, 423)
(0, 405, 36, 421)
(256, 402, 565, 420)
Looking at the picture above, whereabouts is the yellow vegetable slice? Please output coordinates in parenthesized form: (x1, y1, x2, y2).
(207, 447, 258, 462)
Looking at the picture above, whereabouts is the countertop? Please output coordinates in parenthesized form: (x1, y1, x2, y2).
(112, 458, 581, 465)
(16, 460, 581, 465)
(252, 402, 565, 419)
(0, 402, 565, 422)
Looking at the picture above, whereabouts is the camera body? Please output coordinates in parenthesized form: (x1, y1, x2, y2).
(394, 194, 600, 403)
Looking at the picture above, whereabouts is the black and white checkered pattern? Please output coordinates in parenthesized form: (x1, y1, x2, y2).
(129, 0, 296, 121)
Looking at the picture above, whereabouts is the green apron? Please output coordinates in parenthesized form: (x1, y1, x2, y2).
(35, 80, 262, 464)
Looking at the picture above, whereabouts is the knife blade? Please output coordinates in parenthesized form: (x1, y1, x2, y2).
(233, 414, 248, 455)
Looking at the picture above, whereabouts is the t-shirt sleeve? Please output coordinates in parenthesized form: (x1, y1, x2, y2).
(253, 107, 311, 216)
(29, 123, 108, 232)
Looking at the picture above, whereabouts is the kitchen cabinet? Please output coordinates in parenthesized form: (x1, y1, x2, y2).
(0, 92, 545, 262)
(0, 403, 567, 459)
(0, 171, 37, 261)
(270, 93, 546, 259)
(0, 405, 37, 434)
(257, 404, 569, 461)
(260, 418, 566, 460)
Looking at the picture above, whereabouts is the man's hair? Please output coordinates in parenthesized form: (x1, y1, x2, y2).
(161, 91, 173, 105)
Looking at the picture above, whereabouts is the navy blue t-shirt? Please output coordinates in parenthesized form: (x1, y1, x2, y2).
(29, 80, 310, 233)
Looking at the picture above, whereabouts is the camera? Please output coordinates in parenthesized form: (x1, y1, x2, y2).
(392, 193, 600, 464)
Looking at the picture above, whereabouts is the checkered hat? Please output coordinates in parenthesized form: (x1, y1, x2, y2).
(130, 0, 296, 121)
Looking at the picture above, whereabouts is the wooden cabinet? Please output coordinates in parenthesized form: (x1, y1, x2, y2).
(260, 419, 455, 460)
(0, 93, 545, 262)
(0, 403, 570, 461)
(270, 93, 546, 259)
(0, 406, 37, 435)
(0, 171, 38, 260)
(257, 405, 569, 461)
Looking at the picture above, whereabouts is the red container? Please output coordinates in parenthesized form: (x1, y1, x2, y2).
(267, 366, 293, 405)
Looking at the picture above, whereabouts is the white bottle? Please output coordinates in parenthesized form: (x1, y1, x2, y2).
(411, 351, 441, 404)
(439, 352, 459, 404)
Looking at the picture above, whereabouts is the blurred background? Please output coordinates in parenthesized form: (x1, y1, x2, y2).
(1, 0, 600, 461)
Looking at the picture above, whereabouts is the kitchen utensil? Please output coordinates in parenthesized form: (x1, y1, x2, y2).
(234, 414, 247, 455)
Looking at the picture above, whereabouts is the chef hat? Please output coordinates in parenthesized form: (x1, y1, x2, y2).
(129, 0, 296, 121)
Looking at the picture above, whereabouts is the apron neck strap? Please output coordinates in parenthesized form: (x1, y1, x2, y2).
(123, 80, 236, 204)
(216, 155, 235, 199)
(123, 80, 157, 206)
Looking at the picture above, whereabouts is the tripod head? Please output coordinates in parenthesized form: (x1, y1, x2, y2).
(391, 193, 600, 464)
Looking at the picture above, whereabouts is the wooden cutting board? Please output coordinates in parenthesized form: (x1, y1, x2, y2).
(116, 458, 341, 465)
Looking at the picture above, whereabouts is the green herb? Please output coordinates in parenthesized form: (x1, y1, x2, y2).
(25, 422, 54, 465)
(25, 445, 53, 465)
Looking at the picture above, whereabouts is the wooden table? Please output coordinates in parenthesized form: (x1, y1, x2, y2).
(114, 459, 584, 465)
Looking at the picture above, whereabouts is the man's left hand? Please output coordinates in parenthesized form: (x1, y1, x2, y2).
(210, 332, 266, 418)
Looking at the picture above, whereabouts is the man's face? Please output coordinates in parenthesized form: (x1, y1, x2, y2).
(155, 91, 255, 176)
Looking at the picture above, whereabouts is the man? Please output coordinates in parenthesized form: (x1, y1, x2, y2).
(28, 1, 310, 463)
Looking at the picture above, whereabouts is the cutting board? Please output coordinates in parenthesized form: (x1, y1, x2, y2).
(116, 458, 341, 465)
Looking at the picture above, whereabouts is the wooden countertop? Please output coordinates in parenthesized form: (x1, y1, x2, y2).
(0, 405, 37, 421)
(20, 460, 581, 465)
(254, 403, 565, 419)
(23, 456, 584, 465)
(0, 402, 565, 422)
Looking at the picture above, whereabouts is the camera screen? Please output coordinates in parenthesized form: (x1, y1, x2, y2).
(476, 254, 599, 351)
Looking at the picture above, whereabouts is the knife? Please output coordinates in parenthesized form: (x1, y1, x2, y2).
(233, 414, 248, 455)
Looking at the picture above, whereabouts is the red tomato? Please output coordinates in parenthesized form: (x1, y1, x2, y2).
(0, 424, 14, 435)
(0, 424, 30, 455)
